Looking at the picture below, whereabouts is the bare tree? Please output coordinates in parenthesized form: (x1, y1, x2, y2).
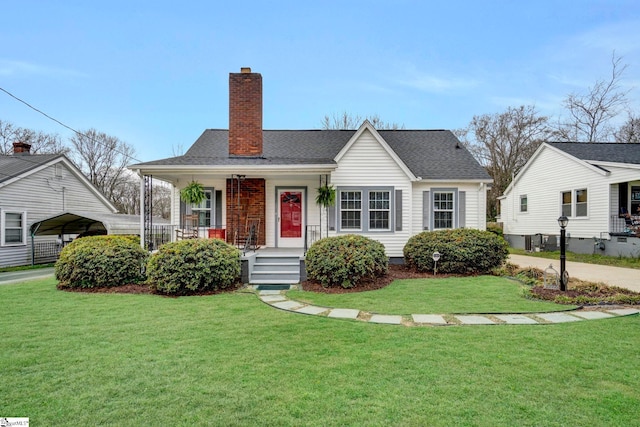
(614, 113, 640, 143)
(152, 183, 172, 219)
(0, 119, 67, 155)
(70, 129, 136, 206)
(463, 105, 549, 220)
(321, 112, 405, 130)
(554, 53, 630, 142)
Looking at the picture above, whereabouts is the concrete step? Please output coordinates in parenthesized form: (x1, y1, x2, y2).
(250, 254, 301, 284)
(253, 263, 299, 273)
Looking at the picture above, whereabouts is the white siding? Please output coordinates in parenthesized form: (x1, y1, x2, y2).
(502, 146, 640, 238)
(0, 161, 114, 267)
(330, 129, 412, 257)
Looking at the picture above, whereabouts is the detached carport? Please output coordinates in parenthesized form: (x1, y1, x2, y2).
(30, 211, 144, 237)
(28, 211, 145, 265)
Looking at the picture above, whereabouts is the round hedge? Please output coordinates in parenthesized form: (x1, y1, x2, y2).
(55, 235, 148, 289)
(305, 234, 388, 288)
(147, 238, 241, 295)
(403, 228, 509, 275)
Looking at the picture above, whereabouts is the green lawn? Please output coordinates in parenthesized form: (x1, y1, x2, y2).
(288, 276, 573, 314)
(2, 279, 639, 426)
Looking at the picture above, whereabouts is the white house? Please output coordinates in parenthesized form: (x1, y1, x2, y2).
(0, 142, 142, 267)
(130, 68, 492, 282)
(499, 142, 640, 257)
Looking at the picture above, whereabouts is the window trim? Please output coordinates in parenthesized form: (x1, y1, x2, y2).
(519, 195, 528, 213)
(559, 188, 589, 219)
(368, 190, 391, 231)
(339, 190, 363, 231)
(191, 189, 213, 228)
(337, 186, 395, 233)
(432, 189, 456, 230)
(561, 190, 572, 217)
(1, 210, 27, 247)
(575, 188, 588, 217)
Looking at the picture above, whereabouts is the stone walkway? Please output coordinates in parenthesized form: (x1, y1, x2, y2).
(256, 288, 639, 327)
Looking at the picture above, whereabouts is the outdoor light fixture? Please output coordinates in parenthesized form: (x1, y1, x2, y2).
(432, 251, 441, 275)
(558, 215, 569, 229)
(557, 215, 569, 291)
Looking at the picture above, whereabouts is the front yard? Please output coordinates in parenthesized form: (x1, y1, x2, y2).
(2, 278, 639, 426)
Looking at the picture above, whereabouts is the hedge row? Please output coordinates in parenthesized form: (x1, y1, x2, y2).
(55, 236, 241, 294)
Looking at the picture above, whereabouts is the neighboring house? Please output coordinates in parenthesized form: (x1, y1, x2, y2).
(0, 142, 141, 267)
(498, 142, 640, 257)
(130, 68, 492, 266)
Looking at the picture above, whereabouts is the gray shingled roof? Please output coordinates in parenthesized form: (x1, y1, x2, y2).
(0, 154, 62, 183)
(133, 129, 491, 181)
(549, 142, 640, 165)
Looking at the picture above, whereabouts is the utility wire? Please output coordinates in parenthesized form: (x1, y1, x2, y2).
(0, 86, 144, 164)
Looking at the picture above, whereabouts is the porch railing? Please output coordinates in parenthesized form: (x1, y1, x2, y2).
(610, 215, 640, 236)
(304, 225, 321, 254)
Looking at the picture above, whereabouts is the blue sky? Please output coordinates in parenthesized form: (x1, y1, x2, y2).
(2, 0, 639, 162)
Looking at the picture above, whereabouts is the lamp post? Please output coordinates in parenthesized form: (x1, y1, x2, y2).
(558, 215, 569, 291)
(432, 251, 441, 275)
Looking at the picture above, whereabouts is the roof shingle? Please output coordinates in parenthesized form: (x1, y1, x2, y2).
(133, 129, 491, 180)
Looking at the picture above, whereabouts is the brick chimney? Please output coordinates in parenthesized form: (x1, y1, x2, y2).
(229, 67, 263, 156)
(12, 141, 32, 155)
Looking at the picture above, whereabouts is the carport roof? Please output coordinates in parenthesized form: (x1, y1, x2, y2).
(29, 211, 166, 236)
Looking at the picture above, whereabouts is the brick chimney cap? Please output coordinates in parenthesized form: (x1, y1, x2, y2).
(240, 67, 252, 73)
(12, 141, 32, 155)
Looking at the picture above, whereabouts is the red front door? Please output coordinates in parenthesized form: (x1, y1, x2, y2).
(279, 190, 304, 247)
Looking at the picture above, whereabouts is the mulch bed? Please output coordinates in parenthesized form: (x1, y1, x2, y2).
(300, 264, 459, 294)
(529, 280, 640, 302)
(57, 283, 242, 297)
(57, 265, 638, 304)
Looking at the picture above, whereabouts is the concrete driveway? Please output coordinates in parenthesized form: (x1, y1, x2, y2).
(509, 254, 640, 292)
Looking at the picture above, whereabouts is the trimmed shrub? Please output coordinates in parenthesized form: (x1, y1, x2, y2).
(305, 234, 388, 288)
(403, 228, 509, 275)
(55, 235, 148, 289)
(147, 238, 241, 295)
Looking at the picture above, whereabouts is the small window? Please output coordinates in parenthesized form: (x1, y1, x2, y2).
(576, 189, 587, 217)
(433, 191, 454, 229)
(2, 212, 26, 245)
(519, 195, 528, 213)
(561, 191, 572, 217)
(340, 191, 362, 230)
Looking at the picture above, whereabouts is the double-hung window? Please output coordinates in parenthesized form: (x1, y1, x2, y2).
(340, 191, 362, 230)
(433, 191, 454, 229)
(2, 211, 26, 246)
(561, 189, 588, 217)
(369, 191, 390, 230)
(519, 195, 528, 213)
(575, 189, 587, 217)
(337, 187, 396, 232)
(191, 190, 212, 227)
(561, 191, 572, 217)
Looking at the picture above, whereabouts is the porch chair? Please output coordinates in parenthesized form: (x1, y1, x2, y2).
(175, 214, 199, 240)
(235, 216, 261, 254)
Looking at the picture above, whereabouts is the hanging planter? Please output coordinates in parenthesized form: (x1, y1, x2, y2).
(315, 184, 336, 208)
(180, 180, 206, 206)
